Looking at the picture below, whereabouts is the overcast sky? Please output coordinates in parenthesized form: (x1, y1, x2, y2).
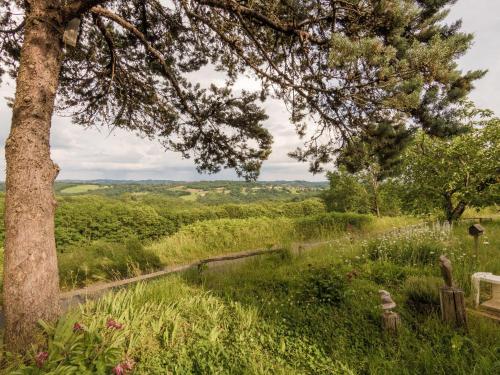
(0, 0, 497, 182)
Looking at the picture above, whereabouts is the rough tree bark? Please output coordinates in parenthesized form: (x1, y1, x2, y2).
(3, 2, 64, 351)
(443, 193, 467, 223)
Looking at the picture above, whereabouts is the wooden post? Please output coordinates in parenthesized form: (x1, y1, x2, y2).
(381, 311, 401, 335)
(439, 286, 468, 329)
(473, 235, 479, 260)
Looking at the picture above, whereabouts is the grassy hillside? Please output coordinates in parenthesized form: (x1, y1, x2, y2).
(57, 211, 385, 289)
(4, 221, 499, 374)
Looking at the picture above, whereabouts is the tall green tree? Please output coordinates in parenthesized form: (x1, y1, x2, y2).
(0, 0, 482, 349)
(401, 115, 500, 222)
(335, 121, 411, 216)
(323, 168, 370, 213)
(323, 167, 403, 216)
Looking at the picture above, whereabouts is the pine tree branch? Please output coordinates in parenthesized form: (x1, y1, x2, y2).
(90, 5, 199, 121)
(0, 20, 25, 34)
(195, 0, 329, 45)
(63, 0, 110, 20)
(93, 15, 116, 92)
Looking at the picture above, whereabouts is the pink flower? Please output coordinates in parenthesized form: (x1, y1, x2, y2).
(106, 318, 123, 330)
(112, 364, 125, 375)
(112, 359, 134, 374)
(35, 351, 49, 368)
(73, 322, 84, 332)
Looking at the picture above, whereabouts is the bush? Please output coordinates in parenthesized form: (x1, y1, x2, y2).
(295, 212, 373, 240)
(51, 196, 326, 250)
(55, 196, 173, 248)
(301, 267, 350, 306)
(59, 239, 162, 288)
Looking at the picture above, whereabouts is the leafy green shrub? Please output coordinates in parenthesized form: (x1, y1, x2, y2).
(295, 212, 373, 239)
(403, 276, 442, 314)
(51, 196, 326, 250)
(6, 314, 127, 374)
(55, 196, 174, 248)
(59, 239, 161, 288)
(301, 267, 349, 306)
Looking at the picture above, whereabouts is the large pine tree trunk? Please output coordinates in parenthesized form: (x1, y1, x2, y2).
(3, 3, 64, 351)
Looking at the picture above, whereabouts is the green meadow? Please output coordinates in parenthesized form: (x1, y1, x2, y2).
(0, 182, 498, 374)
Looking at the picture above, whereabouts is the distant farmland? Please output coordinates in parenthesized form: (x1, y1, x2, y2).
(60, 184, 110, 194)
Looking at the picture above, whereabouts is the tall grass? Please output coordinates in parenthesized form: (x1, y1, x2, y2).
(4, 279, 355, 374)
(55, 212, 377, 288)
(360, 221, 500, 294)
(58, 238, 162, 289)
(147, 212, 375, 266)
(3, 220, 499, 374)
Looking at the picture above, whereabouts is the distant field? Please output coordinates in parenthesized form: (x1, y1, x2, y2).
(60, 184, 109, 194)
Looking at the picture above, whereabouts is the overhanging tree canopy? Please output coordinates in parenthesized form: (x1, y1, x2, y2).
(1, 0, 483, 174)
(0, 0, 484, 350)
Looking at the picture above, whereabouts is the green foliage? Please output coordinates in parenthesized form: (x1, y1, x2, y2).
(300, 267, 349, 306)
(148, 212, 372, 267)
(363, 230, 445, 266)
(55, 196, 172, 248)
(295, 212, 373, 239)
(58, 238, 162, 288)
(53, 209, 372, 288)
(4, 220, 500, 374)
(8, 315, 126, 374)
(323, 169, 370, 213)
(28, 195, 325, 250)
(363, 261, 410, 287)
(403, 276, 442, 314)
(401, 116, 500, 221)
(323, 168, 403, 216)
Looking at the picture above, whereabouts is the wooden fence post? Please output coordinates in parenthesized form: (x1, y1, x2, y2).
(381, 311, 401, 335)
(379, 290, 400, 335)
(438, 255, 468, 329)
(439, 287, 468, 329)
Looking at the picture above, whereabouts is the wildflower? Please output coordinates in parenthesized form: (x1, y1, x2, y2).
(123, 359, 135, 371)
(106, 318, 124, 330)
(35, 351, 49, 368)
(113, 364, 125, 375)
(73, 322, 84, 333)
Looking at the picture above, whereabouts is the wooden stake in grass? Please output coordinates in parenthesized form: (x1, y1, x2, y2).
(468, 224, 485, 261)
(438, 255, 468, 329)
(382, 311, 401, 335)
(379, 290, 401, 335)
